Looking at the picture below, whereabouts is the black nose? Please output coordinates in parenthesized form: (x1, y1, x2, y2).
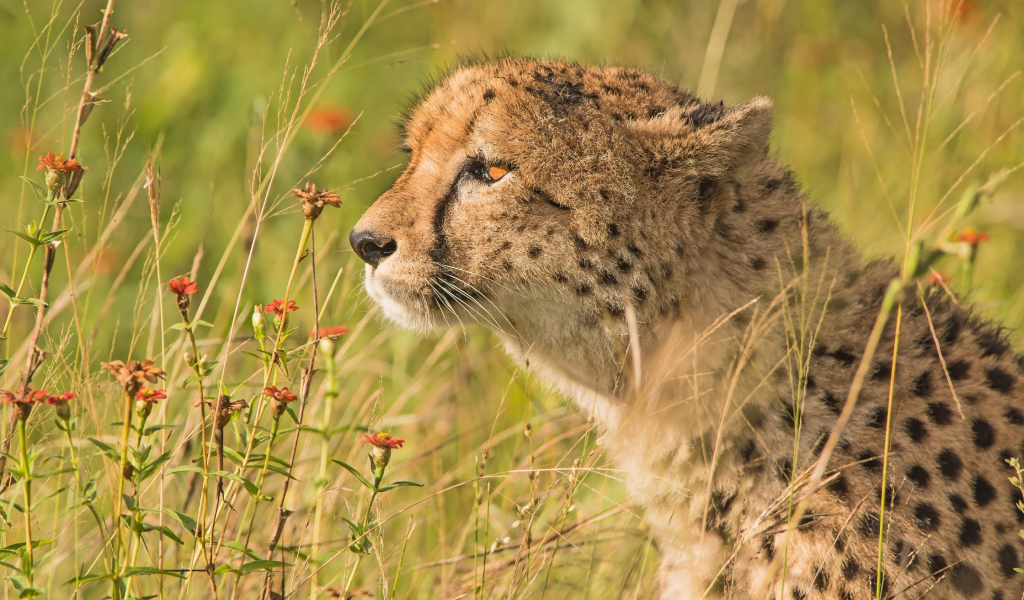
(350, 229, 397, 268)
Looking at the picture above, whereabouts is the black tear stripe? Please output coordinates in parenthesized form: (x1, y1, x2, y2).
(429, 177, 461, 265)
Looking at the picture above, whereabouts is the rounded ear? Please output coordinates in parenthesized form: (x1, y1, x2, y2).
(681, 97, 773, 179)
(626, 97, 774, 180)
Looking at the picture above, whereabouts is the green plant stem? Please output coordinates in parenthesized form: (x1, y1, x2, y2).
(228, 415, 281, 600)
(18, 419, 33, 586)
(112, 391, 133, 600)
(310, 350, 337, 599)
(342, 489, 379, 599)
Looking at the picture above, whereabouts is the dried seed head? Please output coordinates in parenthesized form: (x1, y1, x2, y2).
(524, 423, 532, 439)
(291, 182, 341, 220)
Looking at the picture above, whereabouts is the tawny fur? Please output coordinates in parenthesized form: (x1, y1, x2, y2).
(350, 57, 1024, 599)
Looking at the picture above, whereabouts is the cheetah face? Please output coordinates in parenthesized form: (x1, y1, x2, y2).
(350, 59, 773, 340)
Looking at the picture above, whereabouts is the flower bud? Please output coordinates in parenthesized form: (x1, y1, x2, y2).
(13, 402, 32, 422)
(318, 336, 335, 356)
(54, 400, 71, 421)
(136, 399, 154, 420)
(370, 445, 392, 470)
(44, 169, 64, 192)
(270, 398, 287, 418)
(184, 352, 197, 368)
(252, 304, 267, 340)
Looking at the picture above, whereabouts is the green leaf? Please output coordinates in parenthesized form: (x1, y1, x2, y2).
(212, 563, 241, 576)
(165, 465, 204, 476)
(166, 322, 189, 332)
(142, 424, 176, 435)
(167, 509, 197, 534)
(18, 177, 47, 200)
(122, 566, 185, 579)
(146, 525, 184, 545)
(65, 572, 115, 585)
(7, 229, 43, 247)
(0, 283, 17, 300)
(377, 480, 424, 493)
(192, 319, 214, 329)
(37, 228, 70, 245)
(332, 459, 373, 491)
(87, 437, 120, 461)
(221, 541, 260, 561)
(239, 560, 289, 575)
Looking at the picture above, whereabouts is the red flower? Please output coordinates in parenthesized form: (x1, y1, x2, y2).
(952, 227, 990, 246)
(42, 392, 75, 405)
(304, 106, 354, 135)
(928, 271, 950, 287)
(265, 299, 298, 317)
(136, 388, 167, 403)
(316, 325, 349, 339)
(361, 432, 405, 449)
(37, 152, 82, 174)
(168, 276, 199, 296)
(263, 386, 298, 404)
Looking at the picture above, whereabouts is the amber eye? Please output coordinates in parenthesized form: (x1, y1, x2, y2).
(487, 164, 509, 181)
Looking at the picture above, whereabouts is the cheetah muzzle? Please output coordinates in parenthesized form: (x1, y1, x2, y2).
(350, 58, 1024, 599)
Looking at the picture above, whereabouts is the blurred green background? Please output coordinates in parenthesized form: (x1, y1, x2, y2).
(0, 0, 1022, 597)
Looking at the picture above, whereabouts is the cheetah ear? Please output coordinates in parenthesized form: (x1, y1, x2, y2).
(680, 97, 773, 179)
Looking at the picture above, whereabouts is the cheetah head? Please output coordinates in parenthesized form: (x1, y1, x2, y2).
(351, 58, 773, 357)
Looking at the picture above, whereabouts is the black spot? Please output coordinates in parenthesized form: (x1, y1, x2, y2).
(947, 359, 971, 381)
(674, 244, 685, 259)
(943, 313, 964, 344)
(977, 326, 1011, 358)
(928, 554, 948, 579)
(501, 260, 512, 271)
(890, 539, 904, 565)
(998, 544, 1020, 578)
(974, 475, 997, 507)
(600, 271, 617, 286)
(776, 457, 793, 481)
(762, 534, 776, 562)
(812, 569, 830, 592)
(859, 452, 881, 473)
(683, 101, 726, 128)
(821, 392, 842, 415)
(986, 367, 1016, 394)
(959, 518, 983, 546)
(867, 569, 890, 599)
(927, 402, 953, 425)
(913, 503, 941, 531)
(552, 272, 569, 283)
(750, 257, 767, 271)
(790, 588, 805, 600)
(607, 223, 619, 237)
(607, 304, 624, 318)
(911, 371, 932, 397)
(859, 511, 881, 537)
(616, 257, 633, 273)
(828, 473, 849, 499)
(575, 283, 592, 296)
(867, 407, 888, 429)
(950, 563, 984, 596)
(757, 219, 779, 234)
(573, 235, 588, 250)
(739, 439, 757, 463)
(1006, 408, 1024, 425)
(482, 88, 495, 101)
(626, 242, 642, 256)
(907, 465, 930, 488)
(972, 419, 996, 448)
(949, 494, 969, 514)
(829, 348, 857, 366)
(579, 258, 593, 270)
(842, 558, 859, 579)
(631, 286, 648, 304)
(872, 361, 893, 382)
(904, 418, 928, 442)
(528, 246, 542, 258)
(599, 188, 610, 200)
(938, 449, 963, 480)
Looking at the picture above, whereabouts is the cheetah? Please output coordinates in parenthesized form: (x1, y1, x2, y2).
(349, 57, 1024, 599)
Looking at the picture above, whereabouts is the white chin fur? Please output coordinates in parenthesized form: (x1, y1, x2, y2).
(363, 265, 443, 334)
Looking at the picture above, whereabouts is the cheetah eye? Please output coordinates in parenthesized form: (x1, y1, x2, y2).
(487, 164, 509, 181)
(467, 160, 511, 184)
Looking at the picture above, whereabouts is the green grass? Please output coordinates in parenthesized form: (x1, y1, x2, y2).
(0, 0, 1021, 598)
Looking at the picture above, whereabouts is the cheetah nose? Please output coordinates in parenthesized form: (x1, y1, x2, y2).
(350, 229, 397, 268)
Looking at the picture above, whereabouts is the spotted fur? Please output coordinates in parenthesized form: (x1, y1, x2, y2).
(351, 57, 1024, 599)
